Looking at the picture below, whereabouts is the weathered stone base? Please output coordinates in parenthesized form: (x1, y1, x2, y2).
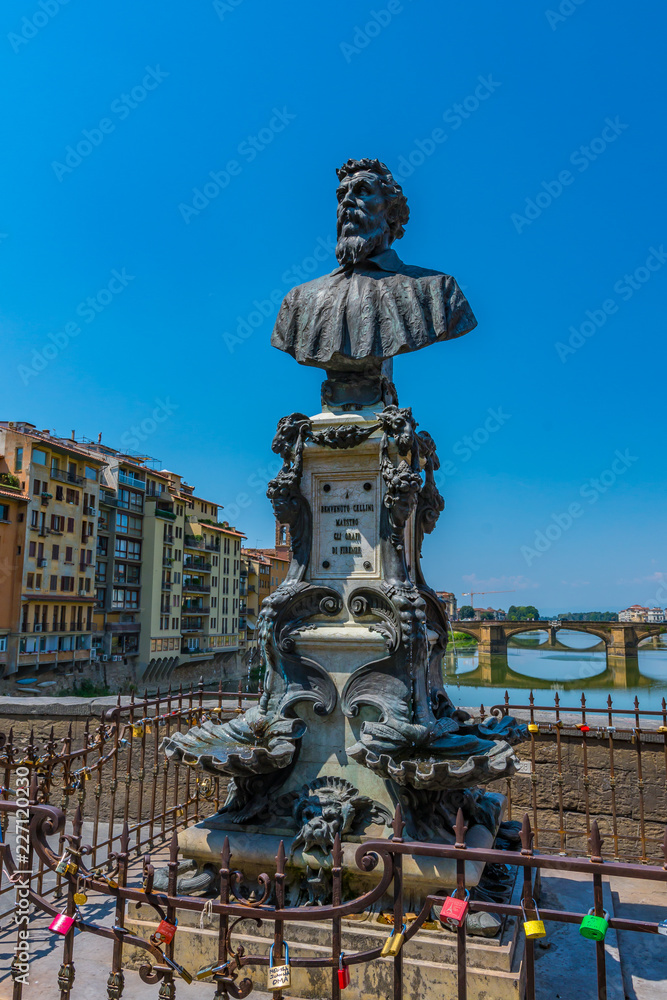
(125, 867, 525, 999)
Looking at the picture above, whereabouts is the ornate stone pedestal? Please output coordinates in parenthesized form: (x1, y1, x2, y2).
(166, 401, 524, 906)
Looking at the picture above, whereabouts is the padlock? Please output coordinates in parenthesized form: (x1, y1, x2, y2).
(64, 860, 78, 876)
(195, 961, 229, 981)
(267, 942, 291, 991)
(440, 889, 470, 927)
(55, 852, 70, 875)
(131, 724, 144, 738)
(658, 726, 667, 734)
(521, 899, 546, 939)
(577, 724, 590, 732)
(73, 877, 88, 906)
(658, 919, 667, 936)
(527, 723, 539, 733)
(380, 923, 406, 957)
(163, 955, 193, 984)
(49, 910, 76, 935)
(338, 952, 350, 989)
(153, 918, 177, 945)
(579, 908, 609, 941)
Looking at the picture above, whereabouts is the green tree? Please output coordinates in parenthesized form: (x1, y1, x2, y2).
(459, 605, 475, 619)
(506, 605, 540, 621)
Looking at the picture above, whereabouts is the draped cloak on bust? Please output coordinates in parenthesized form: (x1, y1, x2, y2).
(271, 248, 477, 371)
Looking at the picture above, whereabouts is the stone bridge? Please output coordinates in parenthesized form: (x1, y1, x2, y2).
(451, 620, 666, 660)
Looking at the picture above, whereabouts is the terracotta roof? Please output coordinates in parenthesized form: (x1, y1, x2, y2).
(0, 486, 29, 502)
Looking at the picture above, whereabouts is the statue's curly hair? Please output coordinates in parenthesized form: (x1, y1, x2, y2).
(336, 158, 409, 241)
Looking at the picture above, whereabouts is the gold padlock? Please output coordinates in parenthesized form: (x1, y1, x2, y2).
(267, 942, 291, 991)
(73, 877, 88, 906)
(521, 899, 546, 939)
(381, 923, 406, 957)
(131, 724, 144, 738)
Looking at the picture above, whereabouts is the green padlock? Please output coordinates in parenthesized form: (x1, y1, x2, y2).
(579, 908, 609, 941)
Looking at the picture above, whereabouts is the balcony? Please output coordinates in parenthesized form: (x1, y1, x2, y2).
(183, 559, 211, 572)
(155, 508, 176, 521)
(161, 581, 172, 591)
(83, 504, 96, 515)
(162, 557, 173, 567)
(51, 468, 83, 486)
(118, 471, 145, 490)
(99, 492, 119, 508)
(204, 541, 220, 552)
(182, 582, 210, 593)
(182, 605, 209, 614)
(184, 536, 203, 549)
(116, 525, 142, 538)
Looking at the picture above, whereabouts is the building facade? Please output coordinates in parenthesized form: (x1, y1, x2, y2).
(0, 423, 105, 681)
(0, 422, 245, 688)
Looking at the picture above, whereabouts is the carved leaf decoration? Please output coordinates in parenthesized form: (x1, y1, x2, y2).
(277, 653, 338, 717)
(341, 658, 412, 725)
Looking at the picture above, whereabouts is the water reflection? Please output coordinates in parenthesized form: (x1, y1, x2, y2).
(442, 630, 667, 712)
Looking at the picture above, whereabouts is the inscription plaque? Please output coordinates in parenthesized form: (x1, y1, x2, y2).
(314, 473, 379, 578)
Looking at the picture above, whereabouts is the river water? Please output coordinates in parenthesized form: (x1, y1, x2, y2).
(442, 629, 667, 714)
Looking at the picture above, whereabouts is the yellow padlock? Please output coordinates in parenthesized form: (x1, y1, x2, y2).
(527, 723, 539, 733)
(131, 724, 144, 738)
(381, 923, 406, 957)
(521, 899, 546, 939)
(658, 726, 667, 734)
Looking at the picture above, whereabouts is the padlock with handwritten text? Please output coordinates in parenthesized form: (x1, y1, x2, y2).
(153, 918, 177, 945)
(579, 908, 609, 941)
(267, 942, 291, 991)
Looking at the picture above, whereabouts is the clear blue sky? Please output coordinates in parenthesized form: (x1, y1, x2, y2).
(1, 0, 665, 615)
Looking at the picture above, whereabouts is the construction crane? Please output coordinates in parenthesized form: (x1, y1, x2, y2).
(460, 589, 515, 611)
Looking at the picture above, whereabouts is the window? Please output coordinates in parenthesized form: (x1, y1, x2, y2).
(55, 485, 63, 501)
(84, 465, 98, 480)
(27, 572, 34, 589)
(67, 517, 74, 532)
(97, 536, 108, 556)
(15, 447, 23, 472)
(211, 618, 216, 629)
(35, 574, 42, 589)
(51, 514, 64, 532)
(96, 562, 107, 582)
(32, 448, 47, 465)
(60, 576, 74, 592)
(66, 489, 79, 505)
(0, 503, 9, 522)
(50, 575, 57, 590)
(51, 544, 59, 560)
(28, 541, 36, 557)
(65, 546, 73, 563)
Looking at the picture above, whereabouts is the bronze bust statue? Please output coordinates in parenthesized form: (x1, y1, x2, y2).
(271, 158, 477, 403)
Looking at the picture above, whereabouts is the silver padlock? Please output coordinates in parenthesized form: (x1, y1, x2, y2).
(267, 942, 291, 991)
(658, 919, 667, 937)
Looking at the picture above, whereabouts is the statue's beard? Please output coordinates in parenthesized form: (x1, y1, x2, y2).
(336, 208, 390, 265)
(335, 228, 388, 266)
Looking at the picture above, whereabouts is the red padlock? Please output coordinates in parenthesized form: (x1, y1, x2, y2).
(49, 911, 76, 936)
(440, 889, 470, 926)
(338, 952, 350, 989)
(153, 918, 177, 945)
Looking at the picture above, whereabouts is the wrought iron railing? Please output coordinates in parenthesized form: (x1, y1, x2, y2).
(1, 799, 666, 1000)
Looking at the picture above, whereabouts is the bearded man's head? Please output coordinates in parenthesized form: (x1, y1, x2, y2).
(335, 158, 409, 266)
